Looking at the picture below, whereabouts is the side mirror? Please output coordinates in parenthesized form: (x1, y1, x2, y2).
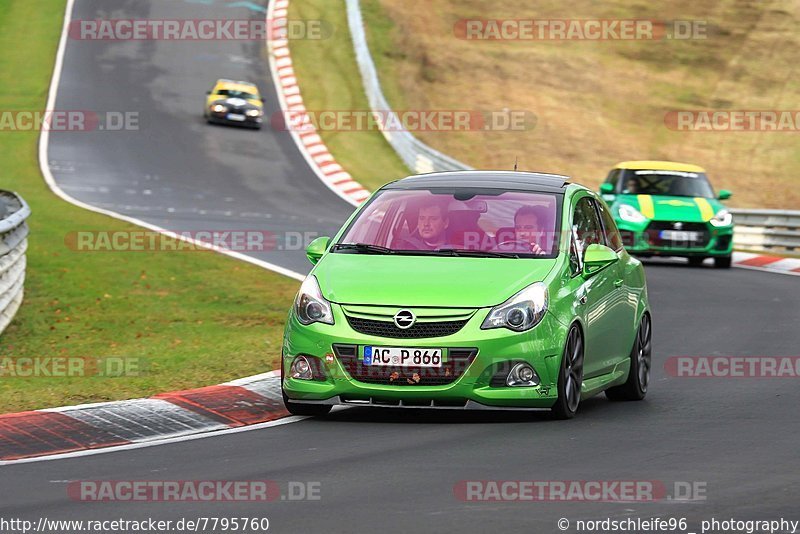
(206, 90, 211, 95)
(599, 183, 615, 195)
(306, 236, 331, 265)
(718, 189, 732, 200)
(582, 243, 618, 277)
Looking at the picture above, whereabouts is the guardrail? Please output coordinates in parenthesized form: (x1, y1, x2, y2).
(346, 0, 798, 256)
(345, 0, 471, 174)
(0, 191, 30, 336)
(730, 209, 800, 253)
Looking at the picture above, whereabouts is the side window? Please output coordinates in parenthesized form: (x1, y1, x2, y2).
(604, 169, 622, 192)
(572, 197, 604, 261)
(597, 200, 623, 251)
(568, 235, 582, 275)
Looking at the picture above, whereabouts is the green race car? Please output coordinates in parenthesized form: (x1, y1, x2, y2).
(599, 161, 734, 268)
(282, 171, 652, 419)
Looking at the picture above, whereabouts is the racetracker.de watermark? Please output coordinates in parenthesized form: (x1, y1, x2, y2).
(0, 111, 138, 132)
(64, 230, 320, 252)
(454, 480, 706, 502)
(0, 357, 145, 378)
(454, 19, 707, 41)
(665, 110, 800, 131)
(68, 19, 331, 40)
(665, 356, 800, 378)
(68, 481, 321, 502)
(271, 109, 536, 133)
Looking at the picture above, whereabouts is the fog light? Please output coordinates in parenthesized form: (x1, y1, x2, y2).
(506, 362, 540, 387)
(290, 355, 313, 380)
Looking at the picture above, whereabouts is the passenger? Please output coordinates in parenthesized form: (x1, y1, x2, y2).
(624, 177, 639, 194)
(513, 205, 547, 255)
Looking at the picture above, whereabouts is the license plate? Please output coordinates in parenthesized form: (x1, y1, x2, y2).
(363, 346, 442, 368)
(227, 113, 246, 121)
(659, 230, 701, 242)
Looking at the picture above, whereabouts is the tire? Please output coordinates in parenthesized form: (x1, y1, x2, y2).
(282, 383, 332, 417)
(714, 255, 732, 269)
(606, 313, 652, 401)
(688, 257, 705, 267)
(551, 324, 584, 420)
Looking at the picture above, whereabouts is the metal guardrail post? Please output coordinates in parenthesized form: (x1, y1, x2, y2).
(0, 191, 30, 336)
(730, 209, 800, 253)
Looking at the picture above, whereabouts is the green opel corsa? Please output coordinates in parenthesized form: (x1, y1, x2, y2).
(282, 171, 652, 419)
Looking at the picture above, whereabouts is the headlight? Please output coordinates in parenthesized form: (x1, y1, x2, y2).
(246, 109, 262, 117)
(618, 204, 647, 223)
(709, 209, 732, 227)
(211, 104, 227, 113)
(294, 275, 334, 325)
(481, 282, 548, 332)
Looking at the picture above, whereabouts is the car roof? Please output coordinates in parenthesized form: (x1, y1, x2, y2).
(213, 79, 260, 94)
(613, 160, 706, 173)
(384, 170, 571, 193)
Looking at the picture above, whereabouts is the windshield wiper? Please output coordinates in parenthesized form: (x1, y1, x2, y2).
(434, 248, 519, 259)
(333, 243, 395, 255)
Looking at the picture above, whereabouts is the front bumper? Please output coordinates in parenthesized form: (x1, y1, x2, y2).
(207, 110, 263, 128)
(617, 220, 734, 258)
(282, 304, 569, 409)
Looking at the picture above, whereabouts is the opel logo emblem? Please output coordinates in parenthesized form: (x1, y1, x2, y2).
(393, 309, 416, 329)
(674, 222, 683, 230)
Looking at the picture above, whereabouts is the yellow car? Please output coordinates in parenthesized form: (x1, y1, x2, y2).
(204, 79, 264, 129)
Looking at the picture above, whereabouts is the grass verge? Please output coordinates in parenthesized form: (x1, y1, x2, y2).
(359, 0, 800, 209)
(0, 0, 298, 413)
(288, 0, 410, 191)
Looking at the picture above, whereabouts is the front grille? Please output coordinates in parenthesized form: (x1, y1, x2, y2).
(345, 316, 469, 339)
(645, 221, 709, 249)
(333, 344, 477, 386)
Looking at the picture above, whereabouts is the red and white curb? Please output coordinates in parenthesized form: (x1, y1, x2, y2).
(733, 252, 800, 276)
(0, 371, 287, 462)
(267, 0, 370, 207)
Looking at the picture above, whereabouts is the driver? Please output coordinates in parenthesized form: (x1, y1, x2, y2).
(513, 205, 546, 255)
(624, 177, 639, 194)
(397, 198, 451, 250)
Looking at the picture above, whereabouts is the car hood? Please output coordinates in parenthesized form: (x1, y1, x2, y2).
(314, 253, 558, 308)
(617, 194, 722, 222)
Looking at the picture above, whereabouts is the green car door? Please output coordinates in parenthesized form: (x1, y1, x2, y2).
(568, 194, 631, 378)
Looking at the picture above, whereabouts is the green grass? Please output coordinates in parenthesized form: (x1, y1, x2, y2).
(0, 0, 299, 413)
(360, 0, 409, 113)
(335, 0, 800, 209)
(288, 0, 410, 191)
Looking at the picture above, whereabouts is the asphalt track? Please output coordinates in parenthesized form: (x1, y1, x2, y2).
(4, 0, 799, 532)
(46, 0, 355, 274)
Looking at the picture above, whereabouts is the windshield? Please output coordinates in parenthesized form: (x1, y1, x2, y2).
(618, 169, 715, 198)
(215, 89, 259, 100)
(337, 188, 562, 258)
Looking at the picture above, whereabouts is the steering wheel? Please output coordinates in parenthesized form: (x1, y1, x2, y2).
(496, 239, 531, 249)
(495, 239, 546, 255)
